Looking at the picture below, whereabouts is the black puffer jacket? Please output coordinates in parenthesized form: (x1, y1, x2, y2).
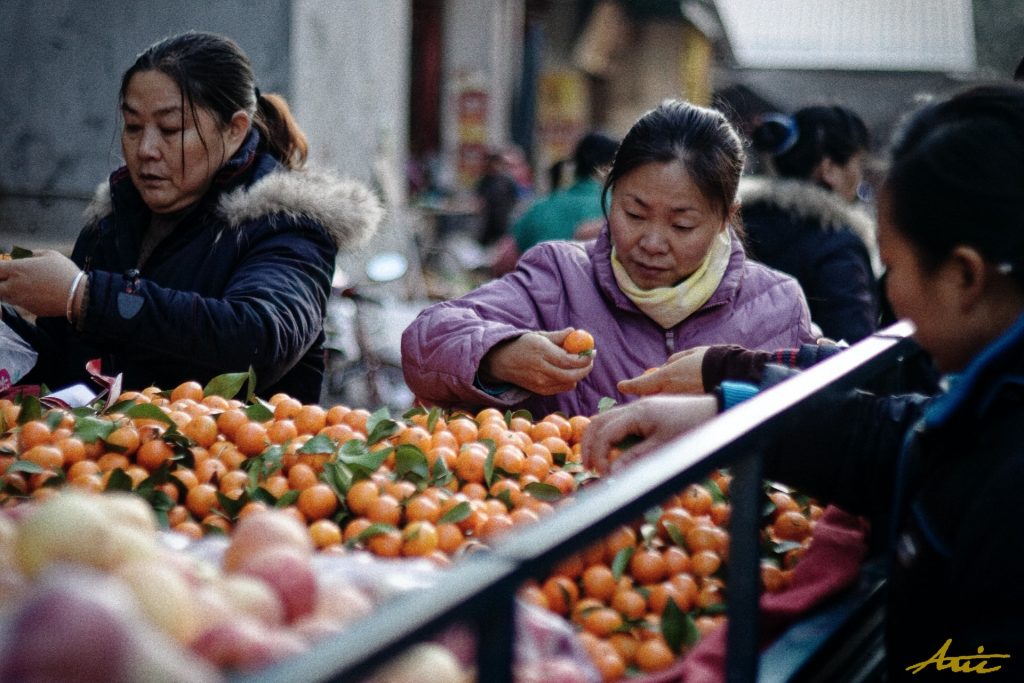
(740, 176, 880, 343)
(763, 314, 1024, 680)
(9, 130, 383, 403)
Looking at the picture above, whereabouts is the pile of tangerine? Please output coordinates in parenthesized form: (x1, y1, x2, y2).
(0, 381, 592, 564)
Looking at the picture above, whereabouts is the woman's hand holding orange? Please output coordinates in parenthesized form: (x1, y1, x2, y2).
(617, 346, 709, 396)
(479, 328, 594, 395)
(0, 250, 83, 318)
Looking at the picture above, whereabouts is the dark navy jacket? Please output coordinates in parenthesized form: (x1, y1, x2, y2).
(8, 130, 381, 403)
(740, 176, 880, 343)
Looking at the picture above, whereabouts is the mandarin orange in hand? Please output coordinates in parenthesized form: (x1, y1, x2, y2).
(562, 328, 595, 356)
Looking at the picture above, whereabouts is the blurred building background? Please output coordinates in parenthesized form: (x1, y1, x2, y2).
(1, 0, 1018, 259)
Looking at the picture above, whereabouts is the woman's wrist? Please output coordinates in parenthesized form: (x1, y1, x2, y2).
(478, 338, 515, 386)
(73, 272, 89, 329)
(701, 345, 771, 388)
(65, 271, 86, 324)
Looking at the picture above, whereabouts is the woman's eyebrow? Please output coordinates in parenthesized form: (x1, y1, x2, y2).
(121, 103, 182, 118)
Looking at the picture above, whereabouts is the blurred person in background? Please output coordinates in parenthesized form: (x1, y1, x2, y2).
(402, 99, 815, 419)
(583, 84, 1024, 680)
(511, 131, 620, 253)
(474, 150, 520, 248)
(742, 105, 879, 343)
(492, 132, 620, 276)
(0, 31, 382, 403)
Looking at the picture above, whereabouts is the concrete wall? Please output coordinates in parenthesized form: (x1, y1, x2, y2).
(0, 0, 290, 248)
(291, 0, 409, 188)
(290, 0, 413, 277)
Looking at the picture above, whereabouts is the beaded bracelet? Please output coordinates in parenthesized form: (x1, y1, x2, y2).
(66, 270, 86, 324)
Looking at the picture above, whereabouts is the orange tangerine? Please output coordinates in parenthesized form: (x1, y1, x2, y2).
(234, 421, 269, 456)
(635, 638, 675, 673)
(171, 381, 204, 404)
(297, 483, 339, 521)
(287, 462, 319, 491)
(309, 518, 343, 549)
(562, 329, 595, 355)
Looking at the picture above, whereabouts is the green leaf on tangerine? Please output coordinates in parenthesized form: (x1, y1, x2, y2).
(481, 438, 497, 487)
(6, 460, 46, 475)
(395, 445, 430, 482)
(244, 402, 274, 423)
(665, 522, 687, 549)
(523, 481, 563, 502)
(16, 395, 42, 425)
(661, 597, 686, 654)
(346, 522, 397, 547)
(275, 489, 300, 508)
(203, 371, 248, 400)
(71, 413, 116, 446)
(438, 501, 471, 524)
(298, 434, 337, 455)
(611, 545, 635, 581)
(104, 468, 133, 492)
(124, 403, 176, 427)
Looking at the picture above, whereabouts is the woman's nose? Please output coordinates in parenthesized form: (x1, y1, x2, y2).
(638, 229, 669, 253)
(138, 128, 161, 159)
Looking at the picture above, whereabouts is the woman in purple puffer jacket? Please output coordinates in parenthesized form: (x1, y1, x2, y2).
(402, 100, 815, 419)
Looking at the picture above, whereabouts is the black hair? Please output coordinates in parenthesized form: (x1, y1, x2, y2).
(883, 84, 1024, 285)
(1015, 55, 1024, 81)
(602, 99, 745, 221)
(573, 132, 620, 180)
(119, 31, 307, 169)
(751, 105, 869, 179)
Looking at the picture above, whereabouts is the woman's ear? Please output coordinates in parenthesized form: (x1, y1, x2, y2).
(726, 201, 741, 227)
(815, 157, 841, 192)
(947, 245, 988, 311)
(226, 110, 251, 148)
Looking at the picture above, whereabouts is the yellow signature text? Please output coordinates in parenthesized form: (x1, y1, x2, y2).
(907, 639, 1010, 675)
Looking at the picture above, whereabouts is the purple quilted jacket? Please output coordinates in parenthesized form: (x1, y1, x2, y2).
(401, 226, 814, 418)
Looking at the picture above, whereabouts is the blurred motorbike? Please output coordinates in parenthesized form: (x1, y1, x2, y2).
(321, 252, 425, 412)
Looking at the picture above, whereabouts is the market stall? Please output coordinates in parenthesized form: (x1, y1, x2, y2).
(0, 322, 915, 682)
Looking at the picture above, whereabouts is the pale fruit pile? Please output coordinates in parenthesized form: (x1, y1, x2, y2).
(0, 493, 445, 679)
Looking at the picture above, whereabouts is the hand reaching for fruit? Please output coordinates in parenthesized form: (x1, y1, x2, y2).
(581, 394, 719, 473)
(479, 328, 595, 395)
(617, 346, 709, 396)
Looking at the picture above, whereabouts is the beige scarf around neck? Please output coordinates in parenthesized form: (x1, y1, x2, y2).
(611, 228, 732, 329)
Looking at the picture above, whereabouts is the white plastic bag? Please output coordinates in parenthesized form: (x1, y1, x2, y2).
(0, 319, 37, 391)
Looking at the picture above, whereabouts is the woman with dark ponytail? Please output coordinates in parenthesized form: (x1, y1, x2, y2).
(0, 32, 383, 402)
(742, 105, 879, 343)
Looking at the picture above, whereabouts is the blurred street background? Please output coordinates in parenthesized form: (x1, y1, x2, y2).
(1, 0, 1020, 295)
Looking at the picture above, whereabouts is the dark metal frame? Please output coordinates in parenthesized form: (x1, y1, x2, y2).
(240, 321, 916, 683)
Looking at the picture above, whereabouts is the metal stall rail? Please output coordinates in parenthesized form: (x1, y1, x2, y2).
(240, 322, 917, 683)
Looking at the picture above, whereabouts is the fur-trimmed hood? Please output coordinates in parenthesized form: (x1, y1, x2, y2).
(82, 168, 384, 249)
(739, 175, 880, 274)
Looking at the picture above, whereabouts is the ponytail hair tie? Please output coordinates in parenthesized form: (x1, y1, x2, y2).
(760, 113, 800, 156)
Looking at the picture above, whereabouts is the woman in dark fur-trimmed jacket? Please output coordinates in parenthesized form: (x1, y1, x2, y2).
(742, 105, 880, 343)
(0, 32, 383, 403)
